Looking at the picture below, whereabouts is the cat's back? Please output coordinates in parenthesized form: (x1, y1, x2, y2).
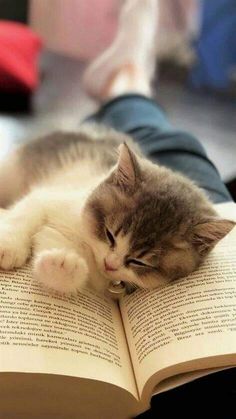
(0, 124, 136, 206)
(20, 125, 121, 185)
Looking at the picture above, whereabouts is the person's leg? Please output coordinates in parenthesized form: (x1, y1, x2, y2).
(83, 0, 232, 204)
(86, 94, 231, 203)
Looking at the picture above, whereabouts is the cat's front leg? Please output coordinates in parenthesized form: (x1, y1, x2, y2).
(33, 226, 89, 294)
(0, 191, 47, 270)
(0, 222, 30, 269)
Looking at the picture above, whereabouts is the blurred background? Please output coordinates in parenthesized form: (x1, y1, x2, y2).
(0, 0, 235, 198)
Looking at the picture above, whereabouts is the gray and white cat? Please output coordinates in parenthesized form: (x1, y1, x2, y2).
(0, 125, 234, 295)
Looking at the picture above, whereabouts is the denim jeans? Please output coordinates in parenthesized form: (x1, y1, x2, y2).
(87, 94, 232, 204)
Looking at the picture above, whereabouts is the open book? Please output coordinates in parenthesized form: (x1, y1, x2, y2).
(0, 202, 236, 419)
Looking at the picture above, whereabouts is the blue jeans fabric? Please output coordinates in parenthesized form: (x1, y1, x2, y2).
(87, 94, 232, 204)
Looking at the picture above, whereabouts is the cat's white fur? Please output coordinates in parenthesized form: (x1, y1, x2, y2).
(0, 137, 234, 296)
(0, 152, 24, 206)
(0, 144, 156, 295)
(0, 161, 100, 292)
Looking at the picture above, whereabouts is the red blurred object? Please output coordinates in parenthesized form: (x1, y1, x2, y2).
(0, 21, 42, 93)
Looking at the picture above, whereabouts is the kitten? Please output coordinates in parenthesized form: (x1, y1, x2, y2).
(0, 125, 234, 295)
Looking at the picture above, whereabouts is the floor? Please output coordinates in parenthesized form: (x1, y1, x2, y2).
(0, 51, 236, 182)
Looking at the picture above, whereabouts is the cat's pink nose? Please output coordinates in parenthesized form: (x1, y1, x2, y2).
(104, 258, 118, 272)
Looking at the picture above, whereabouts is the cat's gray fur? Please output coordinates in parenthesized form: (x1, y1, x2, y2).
(0, 124, 234, 295)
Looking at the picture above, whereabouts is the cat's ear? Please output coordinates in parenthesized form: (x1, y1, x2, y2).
(115, 143, 141, 191)
(192, 218, 235, 256)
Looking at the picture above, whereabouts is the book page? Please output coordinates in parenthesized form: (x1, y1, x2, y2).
(0, 265, 138, 399)
(120, 203, 236, 400)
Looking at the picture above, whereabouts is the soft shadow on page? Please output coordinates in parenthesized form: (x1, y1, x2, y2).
(0, 264, 138, 400)
(120, 205, 236, 402)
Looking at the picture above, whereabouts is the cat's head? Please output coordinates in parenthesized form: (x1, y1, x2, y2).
(82, 143, 235, 293)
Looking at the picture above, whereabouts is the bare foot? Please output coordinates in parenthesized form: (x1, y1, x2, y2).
(83, 0, 158, 101)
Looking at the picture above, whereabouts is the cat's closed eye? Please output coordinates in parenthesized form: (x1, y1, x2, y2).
(127, 259, 155, 269)
(105, 227, 116, 248)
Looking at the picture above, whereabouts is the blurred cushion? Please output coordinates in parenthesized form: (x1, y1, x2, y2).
(0, 20, 42, 93)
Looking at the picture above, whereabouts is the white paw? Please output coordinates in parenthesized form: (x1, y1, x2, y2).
(33, 249, 89, 294)
(0, 231, 30, 269)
